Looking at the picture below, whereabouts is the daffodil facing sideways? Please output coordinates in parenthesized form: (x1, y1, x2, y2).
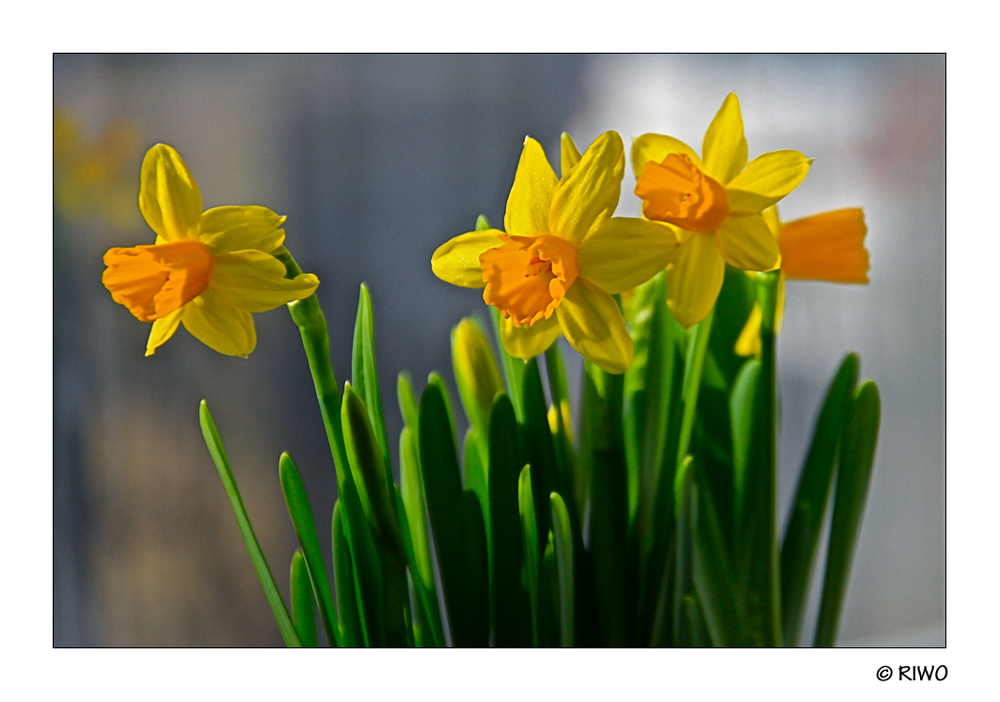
(734, 205, 869, 356)
(432, 132, 677, 374)
(632, 93, 812, 328)
(102, 144, 319, 357)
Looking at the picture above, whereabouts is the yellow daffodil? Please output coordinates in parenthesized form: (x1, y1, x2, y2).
(632, 93, 812, 328)
(102, 144, 319, 358)
(432, 132, 677, 374)
(735, 206, 869, 356)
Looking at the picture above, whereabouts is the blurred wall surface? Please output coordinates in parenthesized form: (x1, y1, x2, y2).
(54, 54, 943, 646)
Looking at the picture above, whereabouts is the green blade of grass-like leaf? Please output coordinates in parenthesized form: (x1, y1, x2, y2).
(397, 372, 420, 433)
(279, 452, 340, 647)
(395, 484, 442, 647)
(490, 306, 525, 421)
(781, 353, 858, 646)
(339, 477, 385, 646)
(543, 343, 580, 513)
(460, 489, 490, 646)
(814, 381, 881, 647)
(680, 595, 711, 647)
(671, 455, 694, 647)
(332, 500, 363, 647)
(550, 491, 575, 647)
(518, 465, 540, 646)
(198, 400, 301, 647)
(521, 358, 558, 550)
(352, 283, 394, 503)
(291, 550, 317, 647)
(489, 392, 527, 646)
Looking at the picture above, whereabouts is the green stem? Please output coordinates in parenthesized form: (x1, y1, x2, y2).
(675, 309, 714, 480)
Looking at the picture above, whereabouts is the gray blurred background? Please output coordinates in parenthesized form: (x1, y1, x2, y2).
(53, 54, 943, 647)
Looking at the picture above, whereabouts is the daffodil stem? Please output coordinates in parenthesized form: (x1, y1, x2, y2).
(274, 247, 351, 494)
(675, 309, 714, 473)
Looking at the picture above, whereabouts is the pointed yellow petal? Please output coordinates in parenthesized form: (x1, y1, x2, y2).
(145, 307, 184, 356)
(630, 134, 702, 179)
(499, 313, 561, 359)
(199, 206, 286, 254)
(181, 287, 256, 357)
(505, 137, 558, 238)
(762, 205, 781, 236)
(734, 303, 762, 358)
(211, 250, 319, 313)
(717, 214, 781, 271)
(577, 217, 678, 293)
(775, 271, 786, 335)
(139, 144, 203, 242)
(560, 132, 582, 177)
(701, 94, 748, 185)
(550, 131, 624, 244)
(665, 232, 725, 328)
(556, 278, 632, 374)
(726, 150, 811, 212)
(779, 208, 869, 283)
(431, 229, 504, 288)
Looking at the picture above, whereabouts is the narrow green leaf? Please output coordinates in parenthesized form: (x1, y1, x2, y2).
(397, 371, 420, 433)
(540, 531, 559, 647)
(332, 500, 363, 647)
(339, 478, 385, 646)
(458, 490, 490, 646)
(428, 372, 458, 448)
(518, 465, 540, 646)
(198, 400, 301, 647)
(452, 317, 504, 437)
(489, 393, 527, 646)
(671, 455, 694, 647)
(689, 459, 744, 647)
(342, 383, 404, 563)
(680, 595, 711, 647)
(814, 381, 881, 647)
(352, 283, 394, 510)
(279, 452, 340, 647)
(781, 353, 859, 646)
(550, 491, 574, 647)
(291, 550, 317, 647)
(543, 343, 580, 513)
(490, 305, 525, 422)
(418, 380, 465, 646)
(730, 358, 761, 528)
(521, 358, 558, 549)
(676, 309, 714, 468)
(475, 214, 491, 231)
(463, 427, 490, 564)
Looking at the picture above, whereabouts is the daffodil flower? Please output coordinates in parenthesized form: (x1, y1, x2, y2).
(102, 144, 319, 357)
(734, 205, 869, 356)
(432, 132, 677, 374)
(632, 93, 812, 328)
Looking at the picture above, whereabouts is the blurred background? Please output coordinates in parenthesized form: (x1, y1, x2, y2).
(53, 54, 943, 647)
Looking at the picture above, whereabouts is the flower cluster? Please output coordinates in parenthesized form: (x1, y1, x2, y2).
(432, 93, 869, 373)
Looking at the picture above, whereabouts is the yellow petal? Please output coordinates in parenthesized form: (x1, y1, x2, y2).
(139, 144, 203, 242)
(560, 132, 582, 177)
(549, 131, 624, 244)
(211, 250, 320, 313)
(762, 205, 780, 237)
(504, 137, 558, 238)
(630, 134, 702, 179)
(779, 208, 869, 283)
(701, 94, 748, 185)
(556, 278, 633, 374)
(199, 206, 286, 254)
(577, 217, 678, 294)
(181, 287, 256, 357)
(717, 214, 781, 271)
(665, 232, 725, 328)
(145, 307, 184, 356)
(499, 313, 561, 359)
(431, 229, 504, 288)
(725, 150, 811, 212)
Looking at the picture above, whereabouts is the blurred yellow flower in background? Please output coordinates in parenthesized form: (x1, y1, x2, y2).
(735, 206, 870, 356)
(102, 144, 319, 358)
(432, 131, 676, 374)
(632, 93, 812, 328)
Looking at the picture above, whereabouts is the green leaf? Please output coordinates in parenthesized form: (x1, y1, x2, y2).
(342, 383, 404, 563)
(488, 392, 527, 646)
(490, 306, 525, 421)
(339, 478, 385, 646)
(518, 465, 540, 646)
(671, 455, 694, 647)
(679, 595, 711, 647)
(352, 283, 393, 510)
(397, 371, 420, 433)
(550, 491, 575, 647)
(521, 358, 558, 549)
(418, 379, 465, 646)
(452, 317, 504, 438)
(814, 380, 881, 647)
(540, 531, 559, 647)
(475, 214, 491, 231)
(781, 353, 859, 646)
(730, 358, 761, 528)
(198, 400, 301, 647)
(463, 427, 490, 561)
(279, 452, 340, 647)
(332, 500, 363, 647)
(459, 489, 490, 646)
(544, 343, 580, 513)
(428, 372, 458, 448)
(290, 550, 317, 647)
